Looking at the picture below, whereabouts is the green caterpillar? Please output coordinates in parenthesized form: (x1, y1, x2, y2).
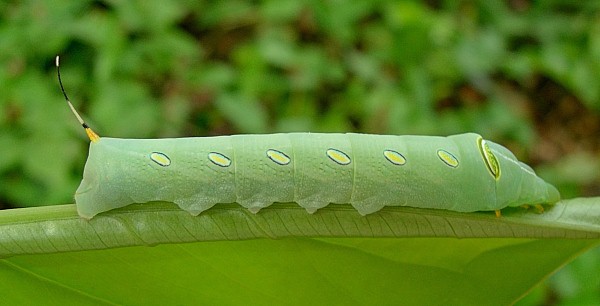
(57, 57, 560, 219)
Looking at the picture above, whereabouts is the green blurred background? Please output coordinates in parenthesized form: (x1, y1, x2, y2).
(0, 1, 599, 304)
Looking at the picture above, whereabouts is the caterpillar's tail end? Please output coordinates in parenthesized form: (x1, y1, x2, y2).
(86, 127, 100, 142)
(56, 55, 101, 143)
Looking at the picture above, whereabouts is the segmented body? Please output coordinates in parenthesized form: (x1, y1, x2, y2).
(75, 132, 560, 219)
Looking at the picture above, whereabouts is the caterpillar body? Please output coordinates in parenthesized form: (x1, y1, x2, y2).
(76, 133, 559, 219)
(56, 57, 559, 219)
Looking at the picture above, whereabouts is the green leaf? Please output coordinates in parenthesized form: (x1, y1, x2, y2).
(0, 198, 599, 305)
(0, 197, 599, 257)
(0, 237, 594, 305)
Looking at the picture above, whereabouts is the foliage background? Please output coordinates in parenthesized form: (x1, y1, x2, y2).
(0, 0, 599, 304)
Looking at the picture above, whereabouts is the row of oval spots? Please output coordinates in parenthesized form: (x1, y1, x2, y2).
(150, 149, 458, 168)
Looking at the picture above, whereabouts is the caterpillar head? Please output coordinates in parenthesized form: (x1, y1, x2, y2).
(483, 139, 560, 208)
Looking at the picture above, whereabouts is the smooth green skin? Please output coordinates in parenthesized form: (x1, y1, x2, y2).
(75, 133, 559, 219)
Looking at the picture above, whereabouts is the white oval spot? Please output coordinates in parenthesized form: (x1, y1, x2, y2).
(326, 148, 351, 165)
(208, 152, 231, 167)
(383, 150, 406, 165)
(150, 152, 171, 167)
(437, 149, 459, 168)
(266, 149, 291, 165)
(478, 138, 501, 180)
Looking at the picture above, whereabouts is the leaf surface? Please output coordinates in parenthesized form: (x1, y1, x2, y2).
(0, 197, 599, 305)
